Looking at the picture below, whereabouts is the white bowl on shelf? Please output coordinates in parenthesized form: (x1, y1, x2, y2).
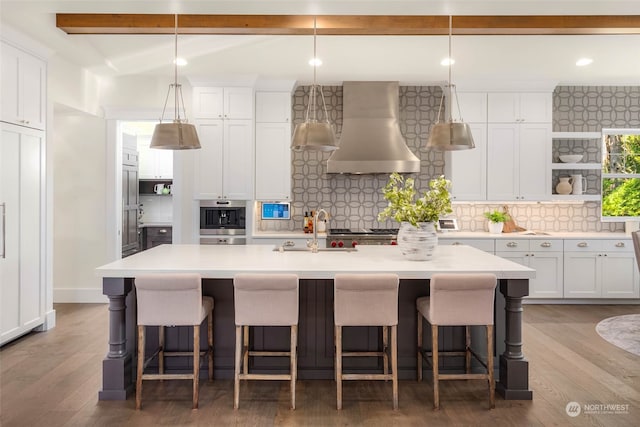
(559, 154, 583, 163)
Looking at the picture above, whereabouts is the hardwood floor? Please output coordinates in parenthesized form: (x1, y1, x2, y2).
(1, 303, 638, 426)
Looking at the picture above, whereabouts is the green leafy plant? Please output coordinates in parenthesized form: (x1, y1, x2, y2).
(484, 210, 509, 223)
(377, 173, 452, 227)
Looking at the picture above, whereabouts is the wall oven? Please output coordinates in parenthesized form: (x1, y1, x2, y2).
(199, 200, 246, 245)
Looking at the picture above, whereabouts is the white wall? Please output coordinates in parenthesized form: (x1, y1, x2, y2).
(48, 55, 103, 117)
(52, 111, 109, 302)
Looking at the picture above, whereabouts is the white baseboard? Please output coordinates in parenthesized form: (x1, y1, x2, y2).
(54, 288, 108, 303)
(34, 309, 57, 331)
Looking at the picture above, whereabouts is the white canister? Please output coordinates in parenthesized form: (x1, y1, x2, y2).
(153, 183, 165, 194)
(570, 174, 587, 195)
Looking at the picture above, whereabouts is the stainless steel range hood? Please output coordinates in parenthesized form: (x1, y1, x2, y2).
(326, 81, 420, 174)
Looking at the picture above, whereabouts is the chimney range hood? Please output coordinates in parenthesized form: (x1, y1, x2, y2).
(326, 81, 420, 174)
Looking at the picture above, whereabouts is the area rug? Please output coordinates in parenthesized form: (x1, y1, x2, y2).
(595, 314, 640, 357)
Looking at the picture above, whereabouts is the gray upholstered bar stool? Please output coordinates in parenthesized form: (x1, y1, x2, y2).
(233, 273, 299, 410)
(134, 273, 214, 410)
(632, 230, 640, 270)
(334, 273, 400, 410)
(416, 273, 497, 410)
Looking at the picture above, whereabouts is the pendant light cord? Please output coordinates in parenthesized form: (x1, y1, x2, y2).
(174, 14, 180, 122)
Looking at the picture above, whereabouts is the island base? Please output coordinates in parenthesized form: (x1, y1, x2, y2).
(496, 356, 533, 400)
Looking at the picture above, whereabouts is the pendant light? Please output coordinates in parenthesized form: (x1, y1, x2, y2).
(150, 14, 201, 150)
(291, 17, 338, 152)
(426, 16, 475, 151)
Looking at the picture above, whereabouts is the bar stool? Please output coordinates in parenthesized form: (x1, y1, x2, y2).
(233, 273, 299, 410)
(134, 273, 214, 410)
(334, 273, 399, 410)
(416, 273, 497, 410)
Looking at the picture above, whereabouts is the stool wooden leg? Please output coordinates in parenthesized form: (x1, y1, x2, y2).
(432, 324, 439, 410)
(234, 325, 242, 410)
(243, 325, 249, 375)
(487, 325, 495, 409)
(465, 325, 471, 374)
(391, 325, 398, 410)
(136, 325, 145, 410)
(383, 326, 389, 377)
(417, 310, 423, 382)
(158, 325, 165, 376)
(192, 325, 200, 409)
(208, 311, 214, 381)
(290, 325, 298, 410)
(336, 326, 343, 410)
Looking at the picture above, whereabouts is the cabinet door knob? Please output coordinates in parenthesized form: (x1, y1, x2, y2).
(615, 242, 625, 248)
(540, 242, 551, 248)
(159, 229, 167, 234)
(577, 242, 588, 248)
(452, 242, 461, 245)
(507, 242, 518, 248)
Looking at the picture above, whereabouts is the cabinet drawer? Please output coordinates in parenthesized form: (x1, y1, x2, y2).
(440, 238, 494, 253)
(601, 239, 633, 253)
(564, 239, 603, 252)
(529, 239, 563, 251)
(495, 239, 529, 252)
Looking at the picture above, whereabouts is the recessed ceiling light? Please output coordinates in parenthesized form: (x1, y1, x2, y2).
(440, 57, 455, 66)
(576, 58, 593, 67)
(173, 57, 188, 66)
(308, 57, 322, 67)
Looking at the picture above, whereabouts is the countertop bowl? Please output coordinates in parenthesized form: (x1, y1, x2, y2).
(559, 154, 583, 163)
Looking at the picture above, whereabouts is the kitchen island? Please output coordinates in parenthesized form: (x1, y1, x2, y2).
(95, 244, 535, 401)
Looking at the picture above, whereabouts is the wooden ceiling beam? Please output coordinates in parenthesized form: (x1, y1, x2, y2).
(56, 14, 640, 36)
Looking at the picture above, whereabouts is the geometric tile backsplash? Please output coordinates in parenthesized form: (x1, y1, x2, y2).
(256, 85, 634, 233)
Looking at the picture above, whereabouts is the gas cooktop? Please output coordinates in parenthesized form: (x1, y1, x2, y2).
(328, 228, 399, 235)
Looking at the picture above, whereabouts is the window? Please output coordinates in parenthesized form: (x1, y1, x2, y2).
(601, 129, 640, 221)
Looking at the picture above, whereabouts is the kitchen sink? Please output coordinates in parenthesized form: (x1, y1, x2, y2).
(273, 246, 358, 253)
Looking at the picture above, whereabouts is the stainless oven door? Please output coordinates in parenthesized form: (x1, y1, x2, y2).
(200, 236, 246, 245)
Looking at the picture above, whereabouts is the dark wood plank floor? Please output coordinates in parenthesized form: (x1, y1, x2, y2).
(1, 303, 638, 426)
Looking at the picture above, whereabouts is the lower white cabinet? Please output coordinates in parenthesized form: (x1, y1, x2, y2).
(495, 239, 564, 299)
(1, 123, 44, 345)
(564, 239, 639, 298)
(438, 238, 495, 253)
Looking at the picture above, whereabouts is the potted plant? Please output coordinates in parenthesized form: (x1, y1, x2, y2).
(378, 173, 452, 260)
(484, 210, 509, 234)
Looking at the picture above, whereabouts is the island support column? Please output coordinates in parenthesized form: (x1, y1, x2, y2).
(497, 278, 533, 400)
(99, 277, 134, 400)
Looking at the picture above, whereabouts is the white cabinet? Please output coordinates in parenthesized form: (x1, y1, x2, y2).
(137, 137, 173, 179)
(195, 119, 253, 200)
(496, 239, 564, 299)
(193, 87, 254, 120)
(1, 41, 46, 130)
(255, 91, 291, 201)
(564, 239, 639, 299)
(487, 123, 551, 201)
(1, 123, 45, 345)
(438, 238, 495, 253)
(488, 92, 552, 123)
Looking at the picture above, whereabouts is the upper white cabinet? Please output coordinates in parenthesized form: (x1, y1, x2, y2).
(193, 86, 254, 200)
(195, 119, 253, 200)
(1, 123, 45, 345)
(193, 87, 254, 120)
(255, 92, 291, 200)
(137, 137, 173, 180)
(487, 123, 551, 201)
(1, 41, 46, 130)
(446, 92, 487, 201)
(255, 92, 291, 123)
(488, 92, 552, 123)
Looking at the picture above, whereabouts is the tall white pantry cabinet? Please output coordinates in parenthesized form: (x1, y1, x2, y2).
(0, 37, 48, 346)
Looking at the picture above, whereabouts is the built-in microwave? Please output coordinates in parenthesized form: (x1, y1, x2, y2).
(199, 200, 246, 235)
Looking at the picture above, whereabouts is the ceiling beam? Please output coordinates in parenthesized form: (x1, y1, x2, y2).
(56, 14, 640, 36)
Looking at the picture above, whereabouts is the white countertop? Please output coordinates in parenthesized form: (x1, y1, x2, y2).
(252, 231, 326, 239)
(138, 222, 173, 228)
(96, 244, 534, 280)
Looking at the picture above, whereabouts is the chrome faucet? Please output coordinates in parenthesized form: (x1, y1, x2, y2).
(308, 209, 329, 253)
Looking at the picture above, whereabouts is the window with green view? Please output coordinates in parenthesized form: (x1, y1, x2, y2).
(601, 130, 640, 220)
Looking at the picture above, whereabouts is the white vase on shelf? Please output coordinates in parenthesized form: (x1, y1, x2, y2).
(488, 221, 504, 234)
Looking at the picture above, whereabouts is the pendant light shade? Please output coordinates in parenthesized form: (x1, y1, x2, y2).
(150, 15, 201, 150)
(426, 16, 475, 151)
(291, 17, 338, 152)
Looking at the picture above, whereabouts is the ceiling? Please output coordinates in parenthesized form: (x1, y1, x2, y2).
(2, 1, 640, 88)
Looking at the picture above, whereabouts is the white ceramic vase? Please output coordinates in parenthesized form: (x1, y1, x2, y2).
(488, 221, 504, 234)
(397, 221, 438, 261)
